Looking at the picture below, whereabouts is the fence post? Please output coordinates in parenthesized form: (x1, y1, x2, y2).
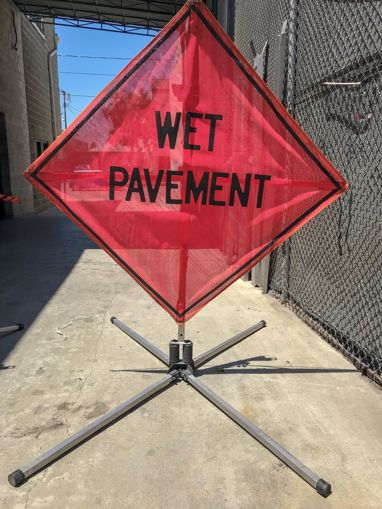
(251, 41, 269, 287)
(216, 0, 228, 32)
(280, 0, 299, 302)
(258, 19, 288, 294)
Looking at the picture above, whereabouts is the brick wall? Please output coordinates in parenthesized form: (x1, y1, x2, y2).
(0, 0, 33, 216)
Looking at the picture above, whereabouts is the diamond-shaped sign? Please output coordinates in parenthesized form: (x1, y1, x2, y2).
(25, 0, 347, 322)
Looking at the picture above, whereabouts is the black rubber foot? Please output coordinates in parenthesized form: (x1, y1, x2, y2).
(17, 324, 24, 331)
(316, 479, 331, 497)
(260, 320, 267, 327)
(8, 469, 26, 487)
(110, 316, 116, 324)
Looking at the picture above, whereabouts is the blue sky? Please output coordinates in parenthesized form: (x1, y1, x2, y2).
(55, 25, 153, 128)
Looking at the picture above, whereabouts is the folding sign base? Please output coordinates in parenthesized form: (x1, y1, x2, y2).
(8, 318, 331, 498)
(0, 324, 24, 334)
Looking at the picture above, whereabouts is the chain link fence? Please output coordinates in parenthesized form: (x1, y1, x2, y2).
(233, 0, 382, 385)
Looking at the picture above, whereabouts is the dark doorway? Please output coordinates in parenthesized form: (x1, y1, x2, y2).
(0, 113, 13, 219)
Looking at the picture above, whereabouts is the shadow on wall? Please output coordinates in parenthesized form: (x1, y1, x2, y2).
(0, 208, 97, 369)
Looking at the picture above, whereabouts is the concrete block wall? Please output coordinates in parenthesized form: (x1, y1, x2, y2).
(0, 0, 61, 216)
(0, 0, 33, 216)
(21, 16, 61, 213)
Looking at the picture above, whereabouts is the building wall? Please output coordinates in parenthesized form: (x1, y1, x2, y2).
(0, 0, 61, 216)
(0, 0, 33, 216)
(21, 15, 61, 213)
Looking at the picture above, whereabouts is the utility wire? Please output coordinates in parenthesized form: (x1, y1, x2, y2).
(60, 71, 115, 76)
(67, 105, 83, 113)
(58, 54, 132, 60)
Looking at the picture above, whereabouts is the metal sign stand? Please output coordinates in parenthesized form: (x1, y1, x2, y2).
(8, 318, 331, 497)
(0, 324, 24, 334)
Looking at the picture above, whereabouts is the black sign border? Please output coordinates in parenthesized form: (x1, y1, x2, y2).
(30, 3, 342, 320)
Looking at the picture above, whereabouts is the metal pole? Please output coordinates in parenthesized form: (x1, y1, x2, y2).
(177, 322, 185, 342)
(0, 324, 24, 334)
(8, 373, 177, 487)
(281, 0, 299, 303)
(110, 317, 169, 366)
(186, 374, 331, 497)
(258, 20, 288, 294)
(47, 41, 58, 139)
(216, 0, 228, 31)
(61, 90, 68, 129)
(193, 321, 266, 369)
(285, 0, 299, 114)
(251, 38, 269, 290)
(274, 20, 288, 101)
(211, 0, 218, 19)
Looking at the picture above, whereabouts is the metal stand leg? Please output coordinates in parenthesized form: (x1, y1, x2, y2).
(0, 324, 24, 334)
(111, 317, 169, 366)
(8, 373, 177, 487)
(9, 319, 332, 496)
(194, 320, 266, 368)
(186, 374, 331, 497)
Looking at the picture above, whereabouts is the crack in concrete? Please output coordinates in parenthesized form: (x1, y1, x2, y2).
(64, 273, 120, 436)
(23, 457, 49, 507)
(24, 486, 31, 509)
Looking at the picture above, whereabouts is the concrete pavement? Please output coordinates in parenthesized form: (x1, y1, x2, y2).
(1, 210, 381, 508)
